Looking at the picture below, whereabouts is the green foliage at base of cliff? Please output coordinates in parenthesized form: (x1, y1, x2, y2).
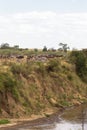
(0, 119, 10, 124)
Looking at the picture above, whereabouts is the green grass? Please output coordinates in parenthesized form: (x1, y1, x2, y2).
(0, 119, 10, 125)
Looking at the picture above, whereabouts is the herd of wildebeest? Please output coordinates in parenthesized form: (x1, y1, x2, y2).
(0, 53, 63, 63)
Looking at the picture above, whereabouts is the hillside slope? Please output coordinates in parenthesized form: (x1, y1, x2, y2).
(0, 57, 87, 118)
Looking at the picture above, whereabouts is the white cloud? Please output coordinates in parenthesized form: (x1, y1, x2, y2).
(0, 11, 87, 49)
(71, 0, 76, 2)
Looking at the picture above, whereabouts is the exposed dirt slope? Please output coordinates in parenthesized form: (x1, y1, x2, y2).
(0, 58, 87, 118)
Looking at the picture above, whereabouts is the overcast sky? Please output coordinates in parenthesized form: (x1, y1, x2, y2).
(0, 0, 87, 49)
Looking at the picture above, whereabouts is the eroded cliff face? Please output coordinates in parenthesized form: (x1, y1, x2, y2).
(0, 59, 87, 118)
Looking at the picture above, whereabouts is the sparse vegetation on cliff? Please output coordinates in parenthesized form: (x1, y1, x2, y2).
(0, 49, 87, 119)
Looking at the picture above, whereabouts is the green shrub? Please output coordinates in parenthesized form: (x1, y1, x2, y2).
(70, 51, 87, 82)
(60, 100, 70, 107)
(0, 72, 16, 91)
(12, 87, 19, 100)
(67, 74, 73, 81)
(10, 63, 30, 78)
(0, 119, 10, 125)
(36, 62, 46, 76)
(47, 59, 60, 72)
(0, 72, 19, 100)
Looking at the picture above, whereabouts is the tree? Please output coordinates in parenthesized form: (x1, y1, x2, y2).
(43, 46, 47, 51)
(13, 45, 19, 49)
(34, 48, 38, 52)
(70, 50, 87, 82)
(58, 43, 69, 52)
(0, 43, 10, 49)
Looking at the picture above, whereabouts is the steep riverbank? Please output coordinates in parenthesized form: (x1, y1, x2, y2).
(0, 51, 87, 123)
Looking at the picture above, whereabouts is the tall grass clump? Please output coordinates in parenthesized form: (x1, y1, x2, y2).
(10, 63, 31, 78)
(46, 59, 60, 73)
(35, 62, 46, 77)
(0, 72, 19, 100)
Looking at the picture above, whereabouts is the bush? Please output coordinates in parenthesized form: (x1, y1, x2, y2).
(35, 62, 46, 76)
(70, 51, 87, 82)
(10, 63, 30, 78)
(0, 72, 16, 91)
(46, 59, 60, 72)
(67, 74, 73, 81)
(43, 46, 47, 51)
(0, 119, 10, 124)
(0, 72, 19, 100)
